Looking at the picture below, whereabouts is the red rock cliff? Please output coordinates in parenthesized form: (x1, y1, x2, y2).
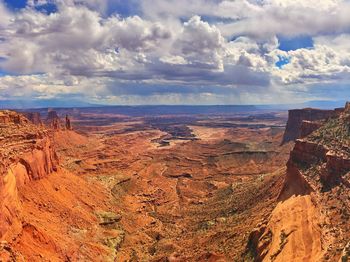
(0, 111, 58, 240)
(282, 108, 341, 144)
(46, 110, 61, 130)
(22, 112, 43, 125)
(299, 120, 323, 139)
(249, 103, 350, 261)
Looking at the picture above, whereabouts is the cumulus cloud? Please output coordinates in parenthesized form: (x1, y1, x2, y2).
(0, 0, 350, 105)
(170, 16, 226, 71)
(0, 4, 172, 74)
(218, 0, 350, 38)
(271, 37, 350, 86)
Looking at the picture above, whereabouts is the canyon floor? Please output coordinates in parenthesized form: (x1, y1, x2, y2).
(1, 109, 292, 261)
(60, 113, 291, 261)
(3, 106, 350, 261)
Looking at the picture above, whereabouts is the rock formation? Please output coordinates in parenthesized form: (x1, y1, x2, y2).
(249, 102, 350, 261)
(0, 111, 58, 241)
(299, 120, 323, 139)
(65, 114, 72, 130)
(281, 108, 342, 144)
(46, 110, 60, 130)
(345, 101, 350, 113)
(6, 104, 350, 260)
(0, 110, 29, 125)
(22, 112, 43, 125)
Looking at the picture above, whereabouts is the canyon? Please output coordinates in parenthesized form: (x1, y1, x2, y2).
(0, 105, 349, 261)
(249, 104, 350, 261)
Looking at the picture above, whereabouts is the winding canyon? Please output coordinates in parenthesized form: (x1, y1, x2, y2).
(1, 105, 350, 261)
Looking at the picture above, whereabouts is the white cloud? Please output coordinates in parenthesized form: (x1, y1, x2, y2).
(0, 1, 12, 29)
(270, 39, 350, 85)
(218, 0, 350, 38)
(174, 16, 225, 70)
(0, 0, 350, 105)
(0, 5, 172, 76)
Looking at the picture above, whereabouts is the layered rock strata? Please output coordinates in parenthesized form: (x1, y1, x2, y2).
(0, 111, 58, 240)
(282, 108, 341, 144)
(249, 102, 350, 261)
(46, 110, 61, 130)
(22, 112, 42, 125)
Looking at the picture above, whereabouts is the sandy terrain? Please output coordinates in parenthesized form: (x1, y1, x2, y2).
(1, 110, 293, 261)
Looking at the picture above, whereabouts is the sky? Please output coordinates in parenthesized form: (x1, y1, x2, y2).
(0, 0, 350, 106)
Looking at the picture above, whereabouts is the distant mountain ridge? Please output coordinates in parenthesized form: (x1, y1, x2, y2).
(1, 99, 346, 111)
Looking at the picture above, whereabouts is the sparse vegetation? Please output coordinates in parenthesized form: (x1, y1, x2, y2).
(270, 229, 295, 261)
(309, 116, 350, 152)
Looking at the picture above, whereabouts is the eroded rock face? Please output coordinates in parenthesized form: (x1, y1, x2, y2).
(17, 137, 58, 181)
(279, 159, 314, 200)
(0, 167, 22, 242)
(344, 102, 350, 114)
(282, 108, 341, 144)
(321, 151, 350, 185)
(287, 138, 350, 189)
(46, 110, 60, 130)
(0, 110, 29, 125)
(65, 115, 72, 130)
(300, 120, 323, 139)
(22, 112, 42, 125)
(290, 139, 328, 167)
(0, 111, 58, 240)
(250, 102, 350, 262)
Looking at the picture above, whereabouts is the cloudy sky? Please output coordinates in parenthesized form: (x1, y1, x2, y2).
(0, 0, 350, 106)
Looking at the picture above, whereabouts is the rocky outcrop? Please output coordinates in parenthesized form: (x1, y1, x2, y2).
(65, 115, 72, 130)
(289, 139, 328, 167)
(300, 120, 323, 138)
(46, 110, 60, 130)
(278, 160, 314, 201)
(22, 112, 42, 125)
(0, 165, 22, 242)
(321, 151, 350, 186)
(344, 102, 350, 114)
(246, 221, 271, 261)
(282, 108, 341, 144)
(16, 137, 58, 182)
(249, 103, 350, 261)
(287, 139, 350, 187)
(0, 110, 29, 125)
(0, 111, 59, 241)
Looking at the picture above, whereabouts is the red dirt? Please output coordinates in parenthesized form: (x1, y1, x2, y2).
(1, 110, 296, 261)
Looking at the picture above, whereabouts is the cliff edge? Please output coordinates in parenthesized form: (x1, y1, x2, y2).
(248, 102, 350, 262)
(281, 108, 342, 144)
(0, 111, 59, 241)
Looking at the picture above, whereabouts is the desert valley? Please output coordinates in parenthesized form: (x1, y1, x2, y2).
(0, 104, 349, 261)
(2, 0, 350, 261)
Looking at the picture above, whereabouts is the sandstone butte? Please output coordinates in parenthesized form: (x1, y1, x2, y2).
(0, 104, 350, 261)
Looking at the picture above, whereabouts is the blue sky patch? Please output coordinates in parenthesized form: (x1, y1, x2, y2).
(0, 70, 8, 77)
(3, 0, 27, 10)
(105, 1, 141, 17)
(35, 3, 57, 14)
(0, 57, 7, 76)
(275, 55, 290, 68)
(278, 35, 314, 51)
(3, 0, 57, 14)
